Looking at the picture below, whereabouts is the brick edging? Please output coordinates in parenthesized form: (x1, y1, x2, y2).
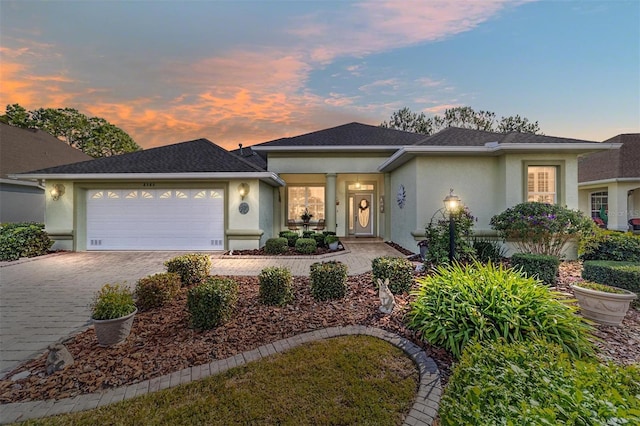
(0, 326, 441, 425)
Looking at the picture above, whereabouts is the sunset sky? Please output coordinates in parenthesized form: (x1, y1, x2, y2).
(1, 0, 638, 150)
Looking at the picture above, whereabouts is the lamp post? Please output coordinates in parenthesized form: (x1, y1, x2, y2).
(443, 189, 461, 262)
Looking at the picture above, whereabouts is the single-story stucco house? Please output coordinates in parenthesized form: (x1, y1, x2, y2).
(12, 123, 620, 257)
(0, 123, 92, 223)
(578, 133, 640, 232)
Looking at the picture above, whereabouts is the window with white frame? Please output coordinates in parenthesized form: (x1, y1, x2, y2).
(527, 166, 557, 203)
(287, 186, 325, 220)
(590, 191, 608, 219)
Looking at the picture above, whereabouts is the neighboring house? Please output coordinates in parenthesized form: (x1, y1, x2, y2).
(13, 122, 619, 257)
(578, 133, 640, 232)
(0, 123, 92, 223)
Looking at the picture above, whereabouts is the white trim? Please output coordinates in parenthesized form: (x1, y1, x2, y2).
(9, 172, 286, 186)
(0, 178, 45, 189)
(579, 177, 640, 186)
(252, 145, 404, 152)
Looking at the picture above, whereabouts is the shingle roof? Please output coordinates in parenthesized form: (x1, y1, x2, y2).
(26, 138, 267, 174)
(578, 133, 640, 182)
(0, 123, 92, 179)
(229, 145, 268, 169)
(253, 122, 426, 148)
(415, 126, 599, 146)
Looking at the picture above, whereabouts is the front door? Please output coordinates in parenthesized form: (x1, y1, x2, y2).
(351, 192, 374, 236)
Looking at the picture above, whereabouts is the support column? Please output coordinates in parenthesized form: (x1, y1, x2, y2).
(326, 173, 337, 233)
(607, 184, 627, 231)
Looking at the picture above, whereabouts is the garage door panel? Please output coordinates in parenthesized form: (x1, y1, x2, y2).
(87, 188, 225, 250)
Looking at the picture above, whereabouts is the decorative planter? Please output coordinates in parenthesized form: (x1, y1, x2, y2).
(92, 308, 137, 347)
(329, 241, 339, 250)
(572, 285, 637, 326)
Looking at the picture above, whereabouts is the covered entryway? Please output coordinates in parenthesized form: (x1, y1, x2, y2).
(86, 188, 224, 250)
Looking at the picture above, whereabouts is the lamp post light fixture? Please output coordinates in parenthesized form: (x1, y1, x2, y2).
(443, 188, 461, 262)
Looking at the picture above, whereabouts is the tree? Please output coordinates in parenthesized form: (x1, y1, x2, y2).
(381, 106, 542, 135)
(3, 103, 141, 157)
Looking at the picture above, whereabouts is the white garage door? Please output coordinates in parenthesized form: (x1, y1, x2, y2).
(86, 189, 224, 250)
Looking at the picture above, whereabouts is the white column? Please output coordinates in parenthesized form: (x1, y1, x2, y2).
(607, 183, 627, 231)
(326, 173, 337, 233)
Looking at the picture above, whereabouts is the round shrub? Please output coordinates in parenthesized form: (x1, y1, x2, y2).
(510, 252, 560, 285)
(311, 232, 326, 248)
(134, 272, 181, 311)
(187, 277, 238, 330)
(279, 231, 299, 247)
(295, 238, 317, 254)
(265, 237, 288, 255)
(259, 267, 293, 306)
(0, 222, 53, 261)
(310, 261, 348, 301)
(406, 261, 594, 358)
(579, 228, 640, 262)
(440, 340, 640, 425)
(371, 256, 414, 294)
(164, 253, 211, 286)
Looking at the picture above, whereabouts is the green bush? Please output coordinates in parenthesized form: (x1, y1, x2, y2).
(424, 207, 476, 265)
(324, 235, 339, 245)
(164, 253, 211, 286)
(490, 202, 593, 258)
(406, 262, 594, 358)
(322, 231, 336, 236)
(91, 283, 136, 320)
(371, 256, 414, 294)
(580, 228, 640, 262)
(510, 252, 560, 285)
(0, 222, 53, 261)
(583, 260, 640, 293)
(134, 272, 181, 311)
(187, 277, 238, 330)
(279, 231, 299, 247)
(258, 267, 293, 306)
(472, 237, 505, 263)
(302, 230, 314, 238)
(311, 232, 326, 248)
(439, 340, 640, 426)
(295, 238, 317, 254)
(310, 261, 348, 301)
(265, 237, 288, 255)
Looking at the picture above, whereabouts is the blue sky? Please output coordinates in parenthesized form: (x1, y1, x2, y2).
(1, 0, 638, 150)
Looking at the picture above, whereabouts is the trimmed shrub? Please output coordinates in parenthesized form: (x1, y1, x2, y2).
(164, 253, 211, 286)
(583, 260, 640, 293)
(295, 238, 317, 254)
(0, 222, 53, 261)
(302, 230, 314, 238)
(490, 202, 593, 258)
(134, 272, 181, 311)
(279, 231, 299, 247)
(579, 228, 640, 262)
(371, 256, 414, 294)
(265, 237, 288, 255)
(510, 252, 560, 285)
(310, 261, 348, 301)
(472, 237, 505, 263)
(439, 340, 640, 426)
(258, 267, 293, 306)
(90, 283, 136, 320)
(407, 262, 594, 358)
(187, 277, 238, 330)
(311, 232, 326, 248)
(322, 231, 336, 236)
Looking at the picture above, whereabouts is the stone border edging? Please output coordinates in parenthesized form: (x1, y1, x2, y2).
(0, 326, 441, 425)
(222, 247, 352, 260)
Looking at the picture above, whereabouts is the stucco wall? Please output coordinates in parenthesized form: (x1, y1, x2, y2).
(389, 161, 418, 251)
(258, 181, 275, 247)
(268, 153, 390, 174)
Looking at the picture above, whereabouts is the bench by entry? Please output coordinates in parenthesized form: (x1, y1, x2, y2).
(629, 218, 640, 230)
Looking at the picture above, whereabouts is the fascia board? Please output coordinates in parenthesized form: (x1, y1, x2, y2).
(0, 177, 44, 188)
(9, 172, 287, 187)
(579, 177, 640, 187)
(252, 145, 402, 152)
(378, 143, 622, 172)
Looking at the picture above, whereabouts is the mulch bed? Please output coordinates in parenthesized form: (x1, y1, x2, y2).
(1, 261, 637, 405)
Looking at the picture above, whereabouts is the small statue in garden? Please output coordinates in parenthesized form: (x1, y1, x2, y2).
(46, 343, 74, 375)
(377, 278, 396, 314)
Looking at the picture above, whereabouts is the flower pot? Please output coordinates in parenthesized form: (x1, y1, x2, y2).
(572, 286, 637, 326)
(329, 241, 339, 250)
(92, 308, 137, 347)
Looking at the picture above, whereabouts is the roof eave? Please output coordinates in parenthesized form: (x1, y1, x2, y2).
(9, 172, 286, 187)
(251, 145, 404, 153)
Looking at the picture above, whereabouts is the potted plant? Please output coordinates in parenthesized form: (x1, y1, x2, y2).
(325, 235, 340, 250)
(300, 208, 313, 223)
(572, 281, 637, 326)
(91, 283, 137, 347)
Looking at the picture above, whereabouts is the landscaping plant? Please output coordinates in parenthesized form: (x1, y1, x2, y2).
(265, 237, 288, 255)
(423, 206, 476, 265)
(187, 277, 238, 330)
(406, 261, 594, 358)
(510, 252, 560, 285)
(258, 267, 294, 306)
(0, 222, 53, 261)
(490, 202, 593, 258)
(295, 237, 317, 254)
(439, 340, 640, 425)
(579, 228, 640, 262)
(310, 261, 348, 301)
(582, 260, 640, 293)
(471, 237, 505, 263)
(371, 256, 414, 294)
(90, 283, 136, 320)
(164, 253, 211, 286)
(134, 272, 181, 311)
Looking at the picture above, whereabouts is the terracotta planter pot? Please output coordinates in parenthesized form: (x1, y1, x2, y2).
(573, 286, 637, 326)
(92, 308, 137, 347)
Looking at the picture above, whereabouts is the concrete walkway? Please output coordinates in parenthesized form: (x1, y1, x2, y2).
(0, 242, 440, 425)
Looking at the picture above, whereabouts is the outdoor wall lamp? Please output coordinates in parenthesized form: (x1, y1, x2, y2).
(238, 183, 250, 200)
(50, 184, 65, 201)
(443, 188, 461, 262)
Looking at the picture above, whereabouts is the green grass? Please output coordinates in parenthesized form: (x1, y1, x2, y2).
(20, 336, 418, 425)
